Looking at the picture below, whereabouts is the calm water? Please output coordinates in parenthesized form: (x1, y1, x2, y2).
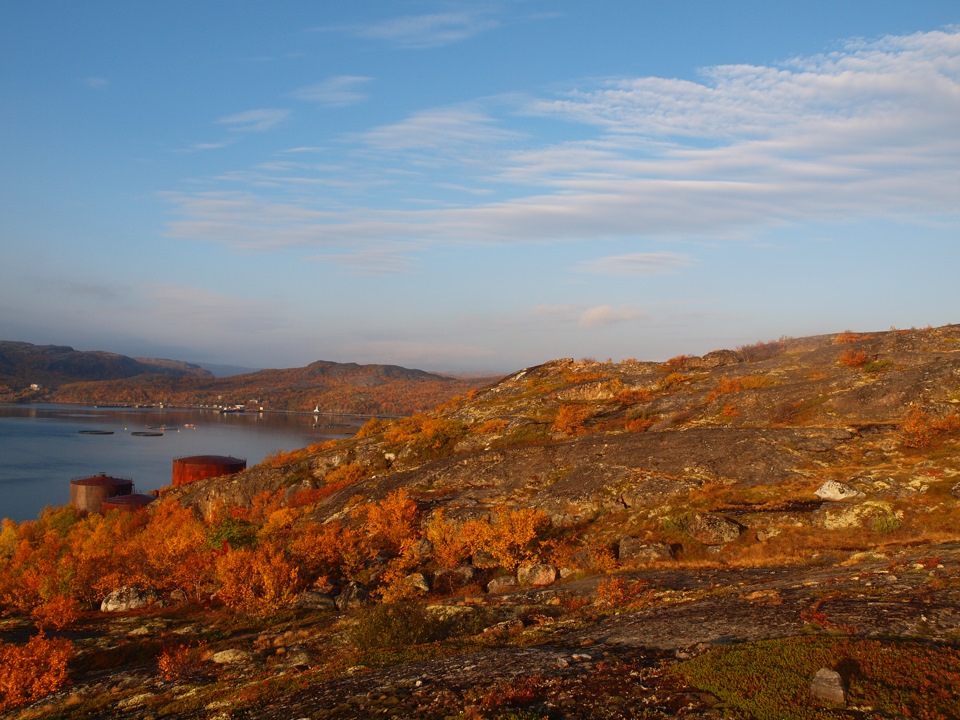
(0, 404, 364, 522)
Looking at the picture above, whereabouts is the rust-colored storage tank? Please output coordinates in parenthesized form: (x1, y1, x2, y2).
(172, 455, 246, 487)
(70, 473, 133, 515)
(101, 493, 156, 513)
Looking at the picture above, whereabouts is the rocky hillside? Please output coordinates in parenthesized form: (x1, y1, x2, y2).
(0, 341, 211, 392)
(3, 324, 960, 719)
(174, 324, 960, 541)
(47, 359, 496, 416)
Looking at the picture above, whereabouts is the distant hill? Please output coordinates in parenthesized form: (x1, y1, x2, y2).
(0, 341, 211, 392)
(0, 342, 500, 415)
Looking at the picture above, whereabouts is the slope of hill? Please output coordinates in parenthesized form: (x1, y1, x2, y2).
(47, 359, 497, 416)
(0, 341, 211, 392)
(3, 324, 960, 719)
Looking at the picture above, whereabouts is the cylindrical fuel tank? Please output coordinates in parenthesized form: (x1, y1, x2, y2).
(171, 455, 246, 487)
(100, 493, 156, 513)
(70, 473, 133, 515)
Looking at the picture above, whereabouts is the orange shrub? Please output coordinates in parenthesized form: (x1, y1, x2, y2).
(424, 510, 478, 568)
(0, 634, 73, 712)
(595, 576, 651, 609)
(660, 355, 690, 373)
(658, 372, 690, 390)
(900, 405, 960, 448)
(833, 329, 863, 344)
(720, 404, 740, 418)
(361, 489, 420, 556)
(215, 543, 302, 617)
(614, 388, 653, 405)
(483, 508, 550, 570)
(30, 593, 81, 631)
(624, 417, 656, 432)
(475, 418, 509, 435)
(552, 405, 592, 436)
(355, 417, 386, 438)
(158, 642, 208, 682)
(838, 349, 868, 367)
(706, 375, 770, 402)
(288, 520, 367, 581)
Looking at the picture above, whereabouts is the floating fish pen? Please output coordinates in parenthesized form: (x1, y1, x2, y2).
(172, 455, 246, 487)
(78, 429, 114, 435)
(101, 493, 156, 513)
(70, 473, 133, 515)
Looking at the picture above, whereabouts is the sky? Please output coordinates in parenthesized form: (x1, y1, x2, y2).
(1, 2, 958, 374)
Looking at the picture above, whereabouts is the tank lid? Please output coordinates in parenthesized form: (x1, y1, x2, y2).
(71, 472, 133, 486)
(173, 455, 246, 464)
(102, 494, 155, 506)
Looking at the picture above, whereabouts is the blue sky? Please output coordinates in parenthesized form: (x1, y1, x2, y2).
(1, 2, 958, 373)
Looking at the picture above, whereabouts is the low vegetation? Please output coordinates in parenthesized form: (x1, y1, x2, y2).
(2, 324, 960, 717)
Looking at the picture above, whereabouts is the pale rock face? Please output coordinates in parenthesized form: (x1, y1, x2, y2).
(211, 648, 253, 665)
(486, 575, 519, 594)
(618, 538, 673, 563)
(683, 513, 743, 546)
(517, 562, 557, 587)
(100, 586, 159, 613)
(810, 668, 847, 705)
(815, 480, 863, 502)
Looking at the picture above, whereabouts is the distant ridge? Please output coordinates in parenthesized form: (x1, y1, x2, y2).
(0, 340, 212, 388)
(0, 339, 499, 415)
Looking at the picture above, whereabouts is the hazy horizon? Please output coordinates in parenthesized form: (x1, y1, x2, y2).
(2, 2, 958, 374)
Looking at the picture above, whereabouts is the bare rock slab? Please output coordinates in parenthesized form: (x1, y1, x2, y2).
(815, 480, 863, 502)
(810, 668, 847, 705)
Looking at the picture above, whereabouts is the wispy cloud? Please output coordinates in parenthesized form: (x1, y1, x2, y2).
(579, 251, 694, 276)
(315, 245, 417, 274)
(533, 303, 647, 327)
(215, 108, 290, 133)
(578, 305, 647, 328)
(292, 76, 372, 107)
(349, 10, 500, 49)
(82, 76, 108, 89)
(166, 29, 960, 256)
(360, 106, 520, 152)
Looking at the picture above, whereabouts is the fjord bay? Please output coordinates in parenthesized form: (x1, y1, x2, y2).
(0, 404, 363, 522)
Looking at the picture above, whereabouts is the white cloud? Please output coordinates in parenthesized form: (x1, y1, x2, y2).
(292, 76, 372, 107)
(215, 108, 290, 133)
(82, 76, 108, 89)
(166, 29, 960, 254)
(314, 245, 417, 274)
(532, 303, 647, 327)
(579, 251, 694, 276)
(352, 10, 499, 49)
(578, 305, 647, 328)
(360, 106, 520, 152)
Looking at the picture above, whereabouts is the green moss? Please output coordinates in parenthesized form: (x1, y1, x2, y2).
(675, 635, 960, 719)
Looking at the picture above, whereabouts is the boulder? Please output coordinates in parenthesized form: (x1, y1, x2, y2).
(815, 480, 863, 502)
(405, 573, 431, 593)
(295, 590, 337, 611)
(517, 563, 557, 587)
(486, 575, 519, 594)
(618, 538, 673, 563)
(951, 482, 960, 500)
(100, 586, 160, 613)
(334, 581, 370, 611)
(433, 565, 476, 594)
(683, 513, 743, 546)
(810, 668, 847, 705)
(211, 648, 253, 665)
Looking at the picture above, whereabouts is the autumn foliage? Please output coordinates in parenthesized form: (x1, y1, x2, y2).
(0, 633, 72, 712)
(899, 405, 960, 449)
(552, 405, 592, 436)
